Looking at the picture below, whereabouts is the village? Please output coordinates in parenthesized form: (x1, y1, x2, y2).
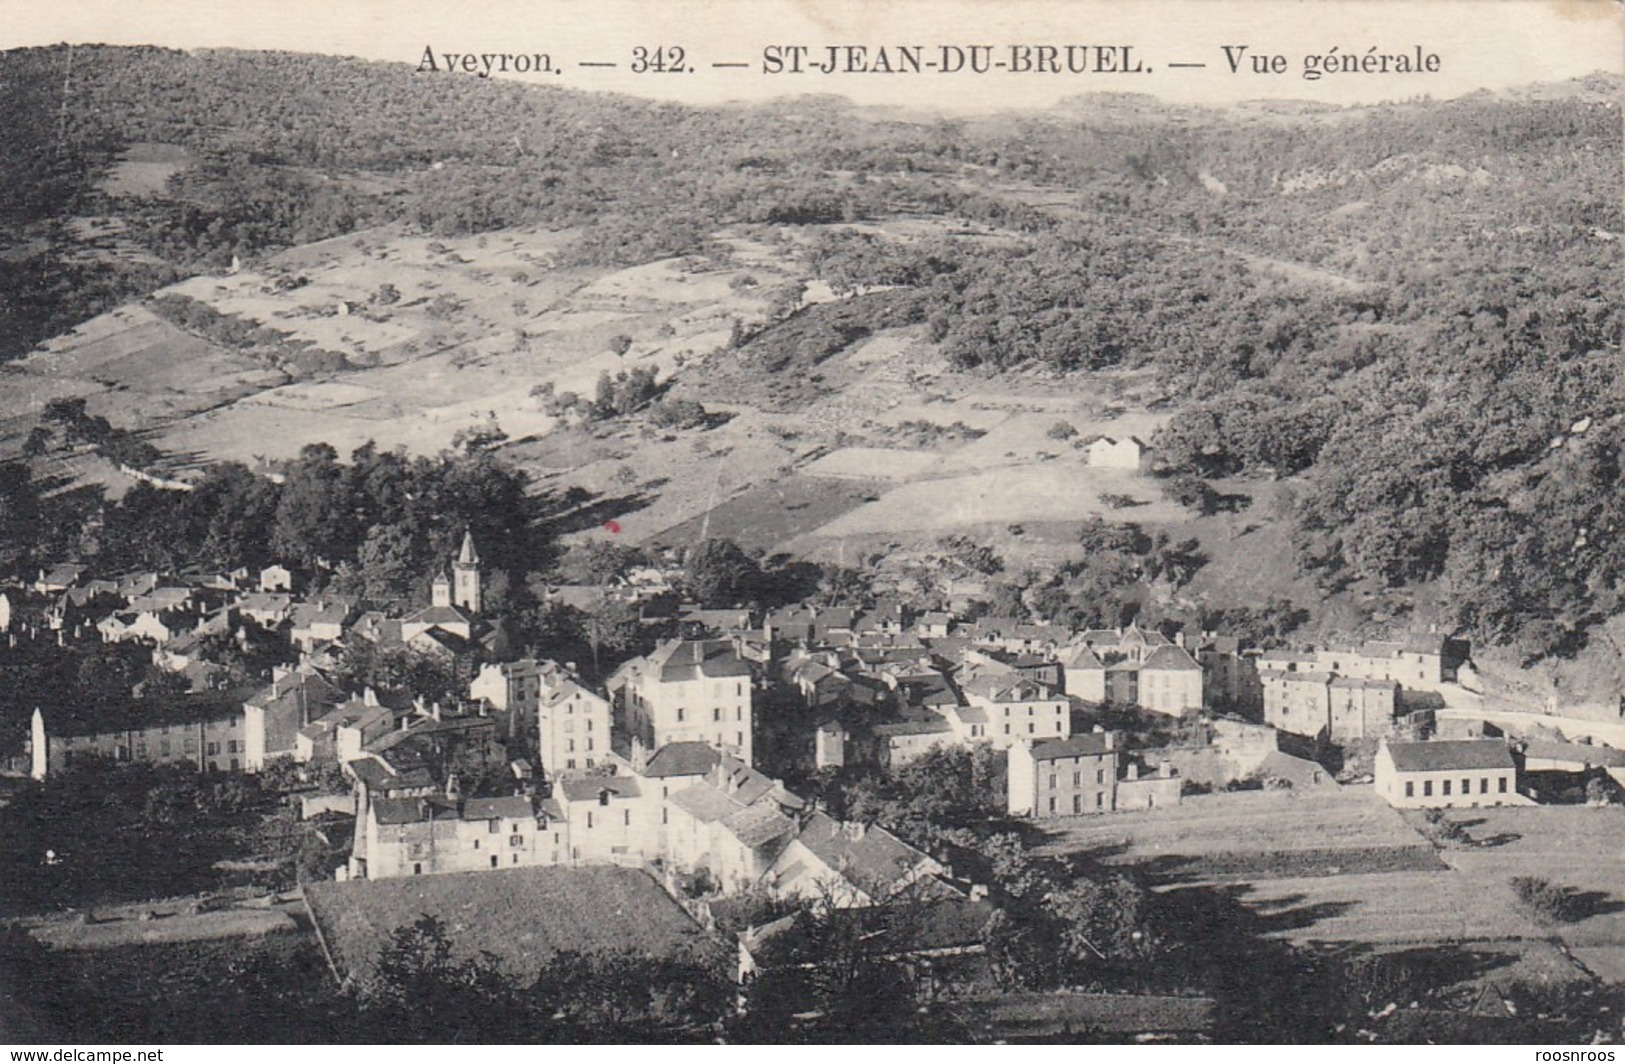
(4, 521, 1622, 1040)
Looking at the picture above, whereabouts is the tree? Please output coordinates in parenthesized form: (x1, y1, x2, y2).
(272, 444, 359, 567)
(353, 522, 421, 609)
(683, 538, 765, 607)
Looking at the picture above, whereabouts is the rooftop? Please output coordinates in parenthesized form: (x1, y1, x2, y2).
(1030, 733, 1114, 760)
(1385, 739, 1516, 773)
(640, 741, 723, 778)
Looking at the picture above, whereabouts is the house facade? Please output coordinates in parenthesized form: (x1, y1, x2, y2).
(609, 639, 755, 764)
(1007, 732, 1118, 818)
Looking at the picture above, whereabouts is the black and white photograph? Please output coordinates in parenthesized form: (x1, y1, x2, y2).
(0, 0, 1620, 1046)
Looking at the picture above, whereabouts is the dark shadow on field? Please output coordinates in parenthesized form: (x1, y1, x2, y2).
(1552, 888, 1625, 922)
(533, 488, 656, 536)
(1472, 832, 1522, 848)
(1147, 883, 1548, 1042)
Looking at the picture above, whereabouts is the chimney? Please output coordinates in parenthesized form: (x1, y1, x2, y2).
(969, 883, 989, 903)
(1126, 762, 1139, 781)
(430, 702, 442, 722)
(1105, 731, 1117, 751)
(445, 772, 461, 802)
(363, 687, 379, 707)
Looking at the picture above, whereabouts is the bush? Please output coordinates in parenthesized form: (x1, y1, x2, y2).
(1046, 420, 1077, 441)
(647, 398, 707, 430)
(1510, 875, 1577, 924)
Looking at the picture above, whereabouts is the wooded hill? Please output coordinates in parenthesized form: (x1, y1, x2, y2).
(0, 45, 1618, 666)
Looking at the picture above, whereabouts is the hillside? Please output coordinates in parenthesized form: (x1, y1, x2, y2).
(0, 45, 1618, 676)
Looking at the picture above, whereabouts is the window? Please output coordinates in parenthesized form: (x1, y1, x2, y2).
(586, 812, 594, 829)
(509, 834, 524, 847)
(1096, 769, 1105, 785)
(511, 823, 519, 833)
(1095, 792, 1104, 809)
(206, 742, 220, 757)
(490, 855, 499, 868)
(1480, 778, 1489, 794)
(1048, 797, 1056, 813)
(1405, 781, 1414, 798)
(677, 708, 685, 722)
(598, 790, 610, 806)
(736, 732, 743, 746)
(1048, 774, 1056, 790)
(1423, 781, 1433, 797)
(1498, 777, 1507, 793)
(1072, 771, 1081, 786)
(230, 759, 239, 771)
(1004, 724, 1011, 735)
(413, 863, 422, 875)
(713, 707, 722, 722)
(662, 808, 668, 825)
(473, 839, 480, 850)
(489, 819, 500, 833)
(1072, 794, 1082, 814)
(622, 810, 630, 826)
(1442, 780, 1451, 796)
(1463, 779, 1471, 796)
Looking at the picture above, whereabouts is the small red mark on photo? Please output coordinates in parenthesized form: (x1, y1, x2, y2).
(604, 520, 621, 534)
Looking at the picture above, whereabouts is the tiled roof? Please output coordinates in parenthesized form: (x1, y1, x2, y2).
(1063, 644, 1105, 669)
(645, 639, 752, 682)
(641, 741, 722, 778)
(1141, 645, 1202, 672)
(559, 776, 642, 802)
(793, 813, 930, 891)
(460, 796, 535, 821)
(722, 802, 796, 849)
(1386, 740, 1514, 773)
(669, 782, 741, 823)
(400, 605, 474, 627)
(1031, 733, 1114, 760)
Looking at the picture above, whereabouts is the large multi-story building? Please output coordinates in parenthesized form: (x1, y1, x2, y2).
(1265, 670, 1399, 743)
(1007, 732, 1118, 818)
(536, 665, 612, 777)
(951, 675, 1070, 749)
(352, 791, 552, 879)
(608, 639, 754, 764)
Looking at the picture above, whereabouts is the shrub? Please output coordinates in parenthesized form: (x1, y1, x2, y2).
(647, 398, 707, 430)
(1046, 420, 1077, 441)
(1510, 875, 1576, 924)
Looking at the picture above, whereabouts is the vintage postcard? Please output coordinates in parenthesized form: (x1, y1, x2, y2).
(0, 0, 1620, 1048)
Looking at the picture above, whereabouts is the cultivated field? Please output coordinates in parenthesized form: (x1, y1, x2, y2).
(1037, 787, 1431, 868)
(1039, 789, 1624, 988)
(304, 865, 708, 987)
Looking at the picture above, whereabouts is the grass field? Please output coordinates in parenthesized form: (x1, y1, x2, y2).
(1039, 789, 1624, 988)
(1036, 787, 1431, 866)
(304, 865, 707, 987)
(645, 472, 885, 553)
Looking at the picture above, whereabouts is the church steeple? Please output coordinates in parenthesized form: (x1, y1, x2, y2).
(453, 531, 482, 614)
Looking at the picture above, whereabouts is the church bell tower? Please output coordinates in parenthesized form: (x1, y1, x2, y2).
(453, 531, 482, 614)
